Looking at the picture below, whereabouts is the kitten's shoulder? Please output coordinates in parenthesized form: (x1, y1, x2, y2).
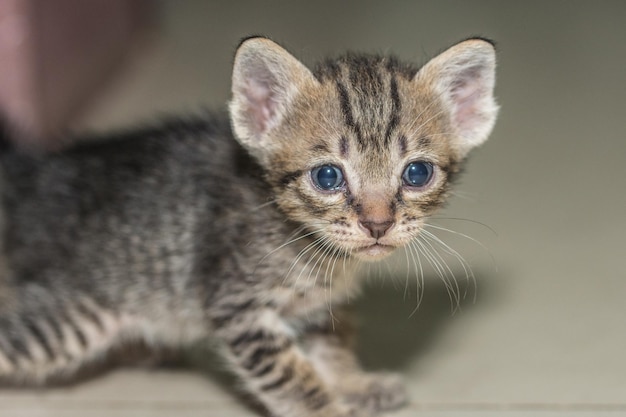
(0, 111, 240, 195)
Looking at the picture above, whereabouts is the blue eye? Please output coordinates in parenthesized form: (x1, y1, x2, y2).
(402, 161, 434, 187)
(311, 165, 344, 191)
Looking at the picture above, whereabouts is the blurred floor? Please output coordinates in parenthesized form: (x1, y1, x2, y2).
(2, 1, 626, 416)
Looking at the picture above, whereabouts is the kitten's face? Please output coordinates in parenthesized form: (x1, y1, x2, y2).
(265, 71, 458, 261)
(230, 38, 498, 261)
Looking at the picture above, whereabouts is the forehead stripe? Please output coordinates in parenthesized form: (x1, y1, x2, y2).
(339, 136, 349, 157)
(384, 74, 401, 145)
(335, 80, 364, 147)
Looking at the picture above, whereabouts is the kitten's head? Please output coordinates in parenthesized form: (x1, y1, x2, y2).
(230, 37, 498, 261)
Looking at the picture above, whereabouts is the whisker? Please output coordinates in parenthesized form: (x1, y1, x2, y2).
(406, 241, 425, 317)
(447, 190, 477, 201)
(419, 131, 455, 139)
(421, 229, 476, 303)
(326, 247, 345, 324)
(414, 236, 461, 313)
(403, 244, 411, 300)
(313, 241, 335, 288)
(308, 238, 338, 315)
(259, 227, 324, 268)
(342, 250, 349, 301)
(284, 236, 326, 287)
(427, 217, 498, 237)
(404, 99, 444, 134)
(424, 222, 498, 272)
(249, 199, 278, 211)
(303, 237, 335, 291)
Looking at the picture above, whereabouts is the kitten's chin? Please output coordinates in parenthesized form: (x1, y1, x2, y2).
(352, 244, 396, 261)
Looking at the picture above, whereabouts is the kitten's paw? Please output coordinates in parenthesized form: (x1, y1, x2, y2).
(343, 372, 408, 413)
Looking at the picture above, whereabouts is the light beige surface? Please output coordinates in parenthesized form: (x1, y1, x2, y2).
(2, 1, 626, 416)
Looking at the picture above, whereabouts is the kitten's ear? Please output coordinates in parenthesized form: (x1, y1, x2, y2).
(230, 37, 317, 158)
(415, 38, 499, 156)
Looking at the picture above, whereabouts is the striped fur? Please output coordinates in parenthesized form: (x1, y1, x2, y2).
(0, 37, 497, 416)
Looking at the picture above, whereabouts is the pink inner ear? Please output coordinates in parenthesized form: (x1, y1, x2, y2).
(244, 78, 278, 135)
(451, 74, 485, 133)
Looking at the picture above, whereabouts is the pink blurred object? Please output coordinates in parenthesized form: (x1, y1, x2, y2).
(0, 0, 150, 148)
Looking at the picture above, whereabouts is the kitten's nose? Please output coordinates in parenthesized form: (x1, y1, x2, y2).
(358, 220, 394, 239)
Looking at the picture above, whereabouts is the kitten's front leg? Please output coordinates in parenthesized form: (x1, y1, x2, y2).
(211, 303, 371, 417)
(303, 313, 408, 414)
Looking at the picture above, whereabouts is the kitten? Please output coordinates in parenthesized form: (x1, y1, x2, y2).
(0, 37, 498, 416)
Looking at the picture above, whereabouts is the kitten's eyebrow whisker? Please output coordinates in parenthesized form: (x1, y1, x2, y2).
(403, 94, 445, 134)
(409, 95, 441, 128)
(420, 131, 455, 138)
(410, 108, 447, 137)
(404, 83, 468, 139)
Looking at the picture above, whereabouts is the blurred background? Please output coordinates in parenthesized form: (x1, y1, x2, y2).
(1, 1, 625, 416)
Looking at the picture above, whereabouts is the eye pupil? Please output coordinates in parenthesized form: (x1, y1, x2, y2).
(312, 165, 344, 191)
(403, 162, 433, 187)
(318, 167, 337, 188)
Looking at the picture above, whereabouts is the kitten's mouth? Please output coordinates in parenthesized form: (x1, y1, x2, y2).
(355, 243, 395, 260)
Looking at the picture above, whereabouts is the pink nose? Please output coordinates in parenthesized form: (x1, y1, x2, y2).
(358, 220, 394, 239)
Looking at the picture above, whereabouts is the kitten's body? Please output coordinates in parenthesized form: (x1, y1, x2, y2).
(0, 115, 345, 374)
(0, 38, 498, 417)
